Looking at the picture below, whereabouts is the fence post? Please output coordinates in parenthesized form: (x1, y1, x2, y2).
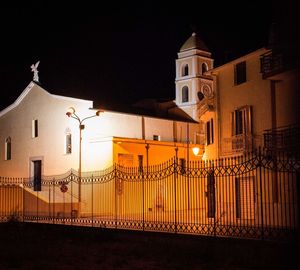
(114, 164, 118, 229)
(48, 181, 51, 220)
(174, 147, 178, 233)
(258, 147, 264, 240)
(142, 164, 145, 231)
(22, 177, 25, 222)
(91, 174, 94, 227)
(36, 180, 38, 223)
(53, 178, 55, 224)
(71, 172, 73, 225)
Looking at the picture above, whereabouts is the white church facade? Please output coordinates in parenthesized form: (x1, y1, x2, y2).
(0, 81, 201, 179)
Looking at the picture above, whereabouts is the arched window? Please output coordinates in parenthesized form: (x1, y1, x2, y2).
(182, 64, 189, 76)
(5, 137, 11, 160)
(202, 63, 208, 74)
(182, 86, 189, 103)
(65, 128, 72, 154)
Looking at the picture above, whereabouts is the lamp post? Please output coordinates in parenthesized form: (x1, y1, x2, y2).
(66, 107, 102, 216)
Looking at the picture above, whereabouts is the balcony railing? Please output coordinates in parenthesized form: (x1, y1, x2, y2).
(260, 51, 284, 79)
(263, 124, 300, 153)
(222, 134, 253, 156)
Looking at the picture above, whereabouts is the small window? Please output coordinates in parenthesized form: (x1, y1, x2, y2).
(234, 61, 246, 85)
(153, 135, 160, 141)
(66, 133, 72, 154)
(182, 64, 189, 76)
(138, 155, 143, 173)
(182, 86, 189, 103)
(5, 137, 11, 160)
(202, 62, 208, 74)
(32, 119, 38, 138)
(206, 119, 214, 145)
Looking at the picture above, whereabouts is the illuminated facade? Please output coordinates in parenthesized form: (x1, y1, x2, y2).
(0, 82, 200, 178)
(0, 32, 299, 233)
(177, 33, 300, 160)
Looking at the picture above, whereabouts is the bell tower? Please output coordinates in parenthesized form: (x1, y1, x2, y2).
(175, 32, 214, 122)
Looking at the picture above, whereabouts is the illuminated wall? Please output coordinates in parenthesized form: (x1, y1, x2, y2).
(0, 82, 93, 177)
(0, 82, 200, 178)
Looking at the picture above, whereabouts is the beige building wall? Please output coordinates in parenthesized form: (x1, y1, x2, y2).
(216, 49, 270, 149)
(274, 69, 300, 127)
(208, 48, 300, 158)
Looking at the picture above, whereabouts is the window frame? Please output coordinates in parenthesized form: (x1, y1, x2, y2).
(5, 137, 11, 160)
(234, 61, 247, 85)
(65, 133, 72, 154)
(182, 64, 189, 76)
(138, 154, 143, 173)
(32, 119, 38, 138)
(206, 119, 214, 145)
(182, 86, 189, 103)
(231, 106, 252, 136)
(202, 62, 208, 74)
(153, 135, 161, 141)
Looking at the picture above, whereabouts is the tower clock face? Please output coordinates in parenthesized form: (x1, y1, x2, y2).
(201, 84, 213, 98)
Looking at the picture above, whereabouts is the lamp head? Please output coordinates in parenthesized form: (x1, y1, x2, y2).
(66, 107, 75, 117)
(95, 109, 104, 116)
(192, 146, 200, 156)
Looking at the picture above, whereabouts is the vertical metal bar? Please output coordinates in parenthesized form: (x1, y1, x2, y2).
(71, 173, 73, 225)
(174, 147, 178, 233)
(142, 161, 145, 231)
(258, 147, 264, 240)
(36, 182, 38, 223)
(114, 164, 117, 229)
(53, 178, 55, 224)
(22, 177, 25, 222)
(48, 181, 51, 220)
(92, 174, 94, 227)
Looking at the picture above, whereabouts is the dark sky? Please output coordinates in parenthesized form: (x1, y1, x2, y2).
(0, 1, 293, 111)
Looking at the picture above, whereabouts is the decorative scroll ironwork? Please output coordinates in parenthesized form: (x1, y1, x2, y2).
(1, 149, 299, 241)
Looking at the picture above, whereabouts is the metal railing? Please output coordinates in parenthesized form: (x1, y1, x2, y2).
(222, 134, 255, 156)
(1, 149, 299, 241)
(264, 124, 300, 154)
(260, 51, 284, 79)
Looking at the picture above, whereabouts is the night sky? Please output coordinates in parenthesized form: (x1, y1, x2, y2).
(0, 1, 295, 111)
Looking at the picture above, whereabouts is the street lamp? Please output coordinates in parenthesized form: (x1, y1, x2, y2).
(66, 107, 103, 216)
(192, 146, 200, 156)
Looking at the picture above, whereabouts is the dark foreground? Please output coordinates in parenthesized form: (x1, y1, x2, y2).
(0, 221, 299, 270)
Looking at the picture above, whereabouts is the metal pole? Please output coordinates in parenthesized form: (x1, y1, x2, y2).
(22, 177, 25, 222)
(174, 147, 178, 233)
(258, 147, 264, 240)
(66, 108, 102, 217)
(78, 125, 82, 216)
(91, 174, 94, 227)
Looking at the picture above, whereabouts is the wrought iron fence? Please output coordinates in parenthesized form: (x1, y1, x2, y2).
(1, 148, 299, 240)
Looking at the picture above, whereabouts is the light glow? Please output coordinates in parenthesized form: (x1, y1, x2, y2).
(192, 146, 200, 156)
